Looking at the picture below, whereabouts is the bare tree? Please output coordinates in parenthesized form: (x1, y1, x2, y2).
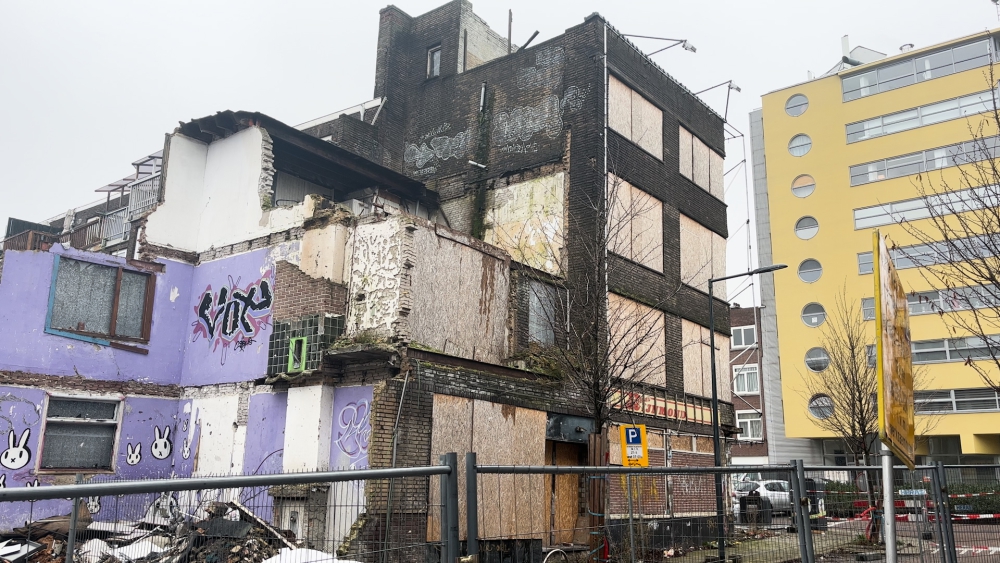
(802, 290, 880, 467)
(894, 66, 1000, 391)
(803, 289, 939, 466)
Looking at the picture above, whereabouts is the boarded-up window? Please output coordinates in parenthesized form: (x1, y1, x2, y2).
(678, 127, 693, 179)
(679, 126, 725, 200)
(681, 319, 731, 401)
(607, 174, 663, 272)
(49, 257, 153, 341)
(608, 293, 666, 387)
(608, 75, 663, 159)
(678, 215, 725, 293)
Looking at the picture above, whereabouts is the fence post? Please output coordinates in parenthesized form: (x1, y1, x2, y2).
(440, 455, 449, 563)
(626, 474, 635, 563)
(935, 463, 958, 563)
(928, 467, 949, 563)
(445, 452, 460, 563)
(795, 460, 816, 563)
(65, 473, 82, 563)
(789, 461, 809, 563)
(466, 452, 479, 562)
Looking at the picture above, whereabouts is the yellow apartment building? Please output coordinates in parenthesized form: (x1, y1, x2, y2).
(751, 31, 1000, 466)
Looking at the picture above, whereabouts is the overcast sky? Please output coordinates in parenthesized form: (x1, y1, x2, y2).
(2, 0, 996, 300)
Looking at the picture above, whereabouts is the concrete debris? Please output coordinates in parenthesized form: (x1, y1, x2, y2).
(5, 499, 301, 563)
(262, 548, 363, 563)
(109, 539, 164, 561)
(78, 539, 110, 563)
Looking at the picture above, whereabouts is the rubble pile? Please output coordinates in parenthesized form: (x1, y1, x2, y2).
(3, 502, 300, 563)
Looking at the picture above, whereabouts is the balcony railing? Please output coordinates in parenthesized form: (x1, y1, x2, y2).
(101, 207, 129, 246)
(67, 219, 103, 250)
(126, 172, 161, 220)
(1, 230, 60, 251)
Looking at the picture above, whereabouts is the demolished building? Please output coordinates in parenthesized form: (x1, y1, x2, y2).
(0, 0, 733, 551)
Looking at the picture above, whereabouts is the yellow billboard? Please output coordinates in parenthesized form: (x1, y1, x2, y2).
(873, 230, 915, 469)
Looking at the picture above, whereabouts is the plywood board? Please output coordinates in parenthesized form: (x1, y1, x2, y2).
(473, 401, 546, 540)
(630, 187, 663, 272)
(678, 127, 693, 180)
(632, 90, 663, 159)
(427, 394, 473, 541)
(552, 442, 582, 544)
(608, 75, 633, 139)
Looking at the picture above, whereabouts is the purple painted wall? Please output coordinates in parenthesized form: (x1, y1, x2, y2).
(331, 386, 372, 470)
(181, 248, 274, 386)
(0, 388, 192, 530)
(240, 390, 287, 523)
(0, 246, 193, 385)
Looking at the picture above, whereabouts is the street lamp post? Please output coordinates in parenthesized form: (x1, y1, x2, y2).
(707, 263, 786, 562)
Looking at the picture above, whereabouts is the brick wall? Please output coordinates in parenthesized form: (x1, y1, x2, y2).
(272, 260, 347, 320)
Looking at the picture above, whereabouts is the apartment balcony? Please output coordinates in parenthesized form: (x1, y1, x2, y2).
(1, 230, 60, 251)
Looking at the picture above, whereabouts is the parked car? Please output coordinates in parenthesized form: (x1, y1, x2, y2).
(732, 480, 793, 514)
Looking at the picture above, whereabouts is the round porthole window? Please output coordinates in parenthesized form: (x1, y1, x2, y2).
(798, 259, 823, 283)
(795, 217, 819, 239)
(788, 134, 812, 157)
(805, 347, 830, 372)
(785, 94, 809, 117)
(801, 303, 827, 327)
(808, 395, 834, 419)
(791, 175, 815, 198)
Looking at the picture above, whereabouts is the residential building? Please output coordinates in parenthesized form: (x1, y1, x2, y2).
(752, 30, 1000, 466)
(0, 0, 732, 549)
(729, 305, 768, 465)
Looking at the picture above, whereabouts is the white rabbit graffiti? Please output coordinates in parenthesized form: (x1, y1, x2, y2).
(126, 443, 142, 466)
(0, 429, 31, 470)
(151, 426, 172, 460)
(86, 496, 101, 514)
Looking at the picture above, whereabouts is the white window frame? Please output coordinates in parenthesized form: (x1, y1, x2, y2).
(735, 410, 763, 441)
(733, 364, 760, 395)
(38, 394, 123, 473)
(427, 45, 442, 78)
(731, 325, 756, 349)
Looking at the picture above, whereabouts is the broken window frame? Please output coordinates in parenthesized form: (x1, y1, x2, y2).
(38, 394, 123, 473)
(427, 45, 442, 78)
(45, 255, 156, 345)
(526, 279, 558, 347)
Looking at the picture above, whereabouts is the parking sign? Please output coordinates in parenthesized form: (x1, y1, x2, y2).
(619, 424, 649, 467)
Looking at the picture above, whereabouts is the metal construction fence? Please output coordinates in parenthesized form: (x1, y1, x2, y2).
(0, 457, 998, 563)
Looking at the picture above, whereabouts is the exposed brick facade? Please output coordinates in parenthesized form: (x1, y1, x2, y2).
(272, 260, 348, 321)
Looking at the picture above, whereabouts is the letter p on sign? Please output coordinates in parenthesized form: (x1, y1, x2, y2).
(619, 424, 649, 467)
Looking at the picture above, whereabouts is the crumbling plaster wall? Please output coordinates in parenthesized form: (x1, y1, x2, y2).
(347, 218, 406, 339)
(483, 172, 564, 275)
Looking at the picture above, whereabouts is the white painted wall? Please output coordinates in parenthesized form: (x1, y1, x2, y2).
(283, 385, 335, 471)
(145, 134, 208, 252)
(300, 221, 351, 284)
(190, 394, 242, 475)
(145, 127, 319, 253)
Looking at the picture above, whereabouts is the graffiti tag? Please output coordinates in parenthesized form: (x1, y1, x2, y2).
(192, 272, 273, 363)
(335, 400, 371, 460)
(234, 338, 256, 351)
